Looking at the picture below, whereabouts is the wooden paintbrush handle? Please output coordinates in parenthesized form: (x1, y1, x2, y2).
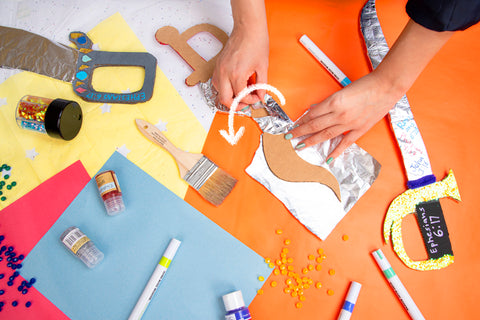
(135, 119, 202, 176)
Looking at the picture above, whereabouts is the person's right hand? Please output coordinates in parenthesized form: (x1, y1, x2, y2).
(212, 1, 269, 111)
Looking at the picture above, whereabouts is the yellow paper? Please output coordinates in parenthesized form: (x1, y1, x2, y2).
(0, 13, 206, 208)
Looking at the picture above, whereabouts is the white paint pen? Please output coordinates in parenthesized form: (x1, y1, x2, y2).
(337, 281, 361, 320)
(372, 249, 425, 320)
(128, 238, 181, 320)
(299, 34, 352, 87)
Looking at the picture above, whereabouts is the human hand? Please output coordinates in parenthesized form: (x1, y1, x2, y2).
(212, 6, 269, 111)
(285, 72, 403, 163)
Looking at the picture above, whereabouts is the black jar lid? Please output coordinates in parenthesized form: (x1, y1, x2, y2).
(44, 99, 83, 141)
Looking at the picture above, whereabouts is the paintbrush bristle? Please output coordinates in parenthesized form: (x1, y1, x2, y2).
(198, 167, 237, 206)
(182, 156, 237, 206)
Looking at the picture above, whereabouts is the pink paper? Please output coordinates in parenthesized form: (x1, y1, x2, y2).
(0, 160, 90, 319)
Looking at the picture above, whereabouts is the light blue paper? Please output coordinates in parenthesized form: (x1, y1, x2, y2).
(22, 152, 270, 320)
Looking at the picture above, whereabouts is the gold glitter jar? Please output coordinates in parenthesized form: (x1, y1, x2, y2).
(15, 95, 83, 140)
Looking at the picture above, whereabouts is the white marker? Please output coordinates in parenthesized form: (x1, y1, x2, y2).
(299, 34, 352, 87)
(372, 249, 425, 320)
(337, 281, 362, 320)
(128, 238, 181, 320)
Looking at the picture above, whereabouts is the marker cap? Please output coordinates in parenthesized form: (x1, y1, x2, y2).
(163, 238, 181, 260)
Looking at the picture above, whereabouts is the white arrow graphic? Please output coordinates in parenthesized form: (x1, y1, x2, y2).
(219, 83, 286, 145)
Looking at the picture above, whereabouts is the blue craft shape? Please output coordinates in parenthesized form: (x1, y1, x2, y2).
(76, 71, 88, 81)
(82, 55, 92, 63)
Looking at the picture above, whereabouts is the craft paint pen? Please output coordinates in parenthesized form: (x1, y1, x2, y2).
(60, 227, 104, 268)
(223, 290, 252, 320)
(95, 170, 125, 215)
(15, 95, 82, 140)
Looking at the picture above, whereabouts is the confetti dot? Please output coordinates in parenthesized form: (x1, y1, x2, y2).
(257, 289, 264, 295)
(275, 229, 283, 235)
(295, 302, 303, 308)
(342, 234, 349, 241)
(258, 276, 265, 282)
(270, 281, 277, 287)
(12, 301, 18, 307)
(268, 262, 275, 268)
(265, 258, 271, 264)
(274, 268, 280, 275)
(328, 269, 336, 276)
(317, 248, 324, 255)
(302, 268, 309, 274)
(25, 301, 32, 308)
(299, 295, 306, 301)
(307, 264, 314, 271)
(315, 282, 322, 289)
(327, 289, 335, 296)
(284, 239, 291, 245)
(315, 264, 322, 271)
(284, 288, 291, 294)
(308, 254, 315, 260)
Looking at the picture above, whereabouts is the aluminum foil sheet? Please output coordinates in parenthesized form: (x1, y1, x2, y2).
(201, 79, 381, 240)
(0, 26, 78, 83)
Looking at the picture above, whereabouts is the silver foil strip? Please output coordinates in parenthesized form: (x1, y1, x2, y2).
(0, 26, 78, 83)
(360, 0, 434, 182)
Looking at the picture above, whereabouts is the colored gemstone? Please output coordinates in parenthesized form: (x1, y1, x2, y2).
(75, 87, 87, 94)
(76, 71, 88, 81)
(79, 65, 89, 70)
(77, 36, 87, 44)
(76, 81, 84, 86)
(82, 55, 92, 63)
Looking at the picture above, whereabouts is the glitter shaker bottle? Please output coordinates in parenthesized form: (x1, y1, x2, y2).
(60, 226, 104, 268)
(95, 170, 125, 216)
(16, 95, 83, 140)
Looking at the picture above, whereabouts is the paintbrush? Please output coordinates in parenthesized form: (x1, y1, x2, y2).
(135, 119, 237, 206)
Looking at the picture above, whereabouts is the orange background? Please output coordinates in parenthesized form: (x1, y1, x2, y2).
(185, 0, 480, 319)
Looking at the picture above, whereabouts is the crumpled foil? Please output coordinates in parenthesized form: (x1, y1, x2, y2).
(0, 26, 78, 83)
(201, 79, 381, 240)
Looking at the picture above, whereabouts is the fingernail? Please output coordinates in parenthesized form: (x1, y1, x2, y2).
(326, 157, 333, 164)
(295, 143, 306, 150)
(253, 101, 263, 109)
(284, 133, 293, 140)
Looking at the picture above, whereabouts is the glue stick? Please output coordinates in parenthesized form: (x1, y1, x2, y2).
(223, 290, 252, 320)
(95, 170, 125, 216)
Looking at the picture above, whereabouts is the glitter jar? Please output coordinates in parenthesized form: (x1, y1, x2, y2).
(95, 170, 125, 216)
(60, 226, 104, 268)
(15, 95, 83, 140)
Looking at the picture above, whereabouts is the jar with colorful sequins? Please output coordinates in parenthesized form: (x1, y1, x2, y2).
(15, 95, 83, 140)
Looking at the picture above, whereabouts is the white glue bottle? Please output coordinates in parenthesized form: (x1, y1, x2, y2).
(223, 290, 252, 320)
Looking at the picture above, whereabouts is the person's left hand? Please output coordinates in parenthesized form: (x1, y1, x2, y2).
(285, 71, 402, 162)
